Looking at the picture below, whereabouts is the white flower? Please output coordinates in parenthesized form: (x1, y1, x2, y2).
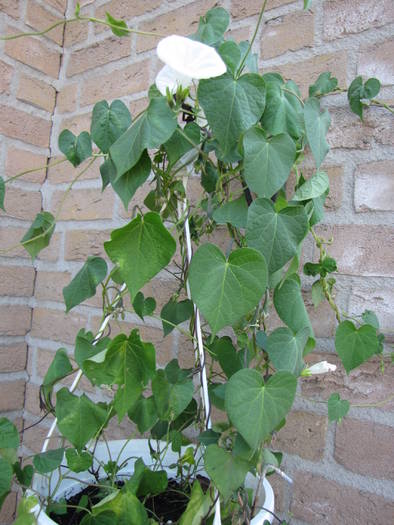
(155, 35, 226, 95)
(301, 361, 337, 376)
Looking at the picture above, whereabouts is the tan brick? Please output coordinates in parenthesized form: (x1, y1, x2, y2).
(261, 10, 314, 59)
(137, 0, 216, 53)
(0, 0, 20, 18)
(34, 270, 71, 302)
(129, 97, 149, 119)
(81, 60, 150, 106)
(50, 188, 115, 221)
(46, 0, 66, 13)
(95, 0, 162, 32)
(335, 419, 394, 480)
(0, 186, 42, 220)
(0, 380, 25, 411)
(323, 0, 394, 41)
(26, 0, 64, 45)
(65, 229, 111, 261)
(64, 18, 89, 47)
(305, 293, 337, 338)
(226, 25, 252, 43)
(31, 308, 88, 344)
(0, 343, 27, 373)
(0, 105, 51, 148)
(17, 74, 56, 113)
(23, 424, 59, 453)
(5, 34, 60, 78)
(134, 325, 175, 366)
(358, 38, 394, 86)
(316, 224, 394, 277)
(60, 112, 91, 136)
(24, 382, 42, 417)
(48, 155, 99, 183)
(327, 107, 394, 150)
(0, 227, 60, 262)
(231, 0, 293, 20)
(273, 411, 327, 461)
(6, 147, 48, 184)
(0, 305, 31, 336)
(0, 59, 13, 95)
(288, 165, 343, 211)
(292, 472, 394, 524)
(0, 491, 17, 524)
(67, 36, 131, 77)
(266, 51, 347, 98)
(0, 266, 35, 297)
(57, 83, 78, 113)
(140, 277, 181, 311)
(301, 353, 394, 411)
(355, 160, 394, 212)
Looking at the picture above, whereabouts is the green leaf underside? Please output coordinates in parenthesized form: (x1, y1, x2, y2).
(327, 393, 350, 422)
(274, 276, 314, 338)
(91, 100, 131, 153)
(304, 97, 331, 168)
(198, 73, 266, 156)
(21, 211, 55, 259)
(63, 256, 107, 312)
(243, 127, 296, 198)
(246, 198, 308, 273)
(213, 195, 248, 228)
(335, 321, 379, 373)
(104, 212, 176, 300)
(293, 171, 329, 201)
(110, 97, 177, 178)
(225, 370, 297, 450)
(204, 445, 250, 499)
(266, 327, 308, 375)
(188, 244, 268, 335)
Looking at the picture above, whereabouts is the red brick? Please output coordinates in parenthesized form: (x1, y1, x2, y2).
(5, 34, 61, 78)
(335, 418, 394, 480)
(231, 0, 293, 20)
(0, 343, 27, 373)
(273, 411, 327, 461)
(261, 10, 314, 59)
(0, 105, 51, 148)
(56, 83, 78, 114)
(0, 59, 13, 95)
(316, 224, 394, 277)
(323, 0, 394, 41)
(358, 38, 394, 86)
(67, 36, 131, 77)
(31, 308, 88, 344)
(0, 266, 35, 296)
(355, 160, 394, 212)
(24, 382, 42, 417)
(26, 0, 64, 45)
(47, 155, 99, 183)
(0, 186, 42, 220)
(80, 60, 150, 106)
(0, 305, 31, 336)
(35, 270, 71, 303)
(64, 229, 111, 261)
(0, 380, 25, 411)
(17, 74, 56, 113)
(292, 471, 394, 524)
(50, 188, 114, 221)
(0, 1, 20, 18)
(5, 147, 48, 184)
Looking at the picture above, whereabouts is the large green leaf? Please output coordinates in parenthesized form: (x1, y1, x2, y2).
(91, 100, 131, 153)
(193, 7, 229, 45)
(33, 448, 64, 474)
(204, 445, 250, 499)
(335, 321, 379, 373)
(110, 97, 177, 177)
(266, 327, 309, 375)
(211, 336, 242, 379)
(58, 130, 92, 167)
(273, 276, 314, 337)
(0, 418, 19, 450)
(293, 171, 329, 201)
(104, 212, 176, 300)
(129, 396, 158, 433)
(261, 78, 304, 139)
(304, 97, 331, 168)
(198, 73, 266, 156)
(179, 481, 213, 525)
(110, 151, 151, 210)
(188, 244, 268, 335)
(56, 389, 109, 450)
(63, 256, 108, 312)
(246, 198, 308, 273)
(212, 195, 248, 228)
(93, 490, 148, 525)
(21, 211, 55, 260)
(152, 369, 194, 421)
(243, 128, 296, 198)
(74, 329, 110, 373)
(225, 370, 297, 450)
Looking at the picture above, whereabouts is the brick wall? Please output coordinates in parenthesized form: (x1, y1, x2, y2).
(0, 0, 393, 523)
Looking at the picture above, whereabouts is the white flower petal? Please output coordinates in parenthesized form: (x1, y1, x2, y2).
(302, 361, 337, 376)
(155, 65, 192, 95)
(157, 35, 226, 80)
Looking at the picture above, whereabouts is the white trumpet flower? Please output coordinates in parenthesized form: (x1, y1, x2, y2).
(155, 34, 226, 95)
(301, 361, 337, 376)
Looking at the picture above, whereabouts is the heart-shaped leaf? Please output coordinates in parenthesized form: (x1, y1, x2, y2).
(304, 97, 331, 168)
(335, 321, 379, 373)
(91, 100, 131, 153)
(63, 256, 108, 312)
(59, 129, 92, 167)
(266, 327, 309, 375)
(327, 393, 350, 422)
(293, 171, 329, 201)
(309, 72, 338, 97)
(225, 370, 297, 450)
(193, 7, 229, 45)
(246, 198, 308, 273)
(243, 127, 296, 198)
(204, 445, 250, 499)
(188, 244, 268, 335)
(132, 292, 156, 321)
(21, 211, 55, 260)
(213, 195, 248, 228)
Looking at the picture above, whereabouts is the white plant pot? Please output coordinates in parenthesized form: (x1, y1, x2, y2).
(32, 439, 275, 525)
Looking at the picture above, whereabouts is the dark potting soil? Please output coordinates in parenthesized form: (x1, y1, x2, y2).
(49, 476, 209, 525)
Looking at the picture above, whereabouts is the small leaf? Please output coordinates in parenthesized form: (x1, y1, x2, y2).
(311, 279, 325, 307)
(218, 40, 241, 75)
(21, 211, 55, 259)
(91, 99, 131, 153)
(105, 12, 129, 37)
(33, 448, 64, 474)
(304, 97, 331, 168)
(161, 299, 194, 336)
(309, 72, 337, 97)
(335, 321, 379, 373)
(204, 445, 250, 499)
(193, 7, 229, 45)
(293, 171, 329, 201)
(42, 348, 73, 407)
(0, 177, 5, 211)
(59, 130, 92, 167)
(65, 449, 93, 472)
(132, 292, 156, 320)
(361, 310, 379, 330)
(213, 196, 248, 228)
(327, 393, 350, 422)
(63, 256, 108, 312)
